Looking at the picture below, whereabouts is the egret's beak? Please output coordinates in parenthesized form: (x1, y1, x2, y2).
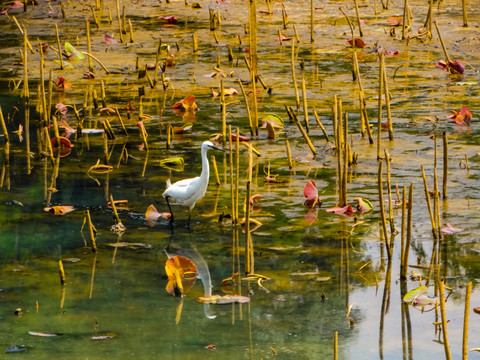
(209, 144, 225, 152)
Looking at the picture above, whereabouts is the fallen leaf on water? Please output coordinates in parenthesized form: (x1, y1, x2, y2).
(403, 285, 439, 306)
(99, 107, 116, 116)
(441, 223, 464, 235)
(275, 33, 292, 41)
(104, 33, 119, 45)
(92, 333, 117, 340)
(63, 42, 84, 60)
(158, 157, 185, 171)
(165, 255, 197, 296)
(172, 95, 198, 111)
(347, 38, 366, 48)
(249, 194, 262, 205)
(197, 294, 250, 304)
(158, 15, 178, 24)
(28, 331, 61, 337)
(172, 123, 193, 134)
(205, 344, 216, 350)
(447, 105, 472, 126)
(261, 114, 284, 129)
(326, 204, 356, 215)
(145, 204, 171, 226)
(354, 197, 373, 213)
(304, 180, 320, 207)
(44, 206, 75, 215)
(388, 16, 402, 26)
(436, 59, 465, 75)
(473, 307, 480, 315)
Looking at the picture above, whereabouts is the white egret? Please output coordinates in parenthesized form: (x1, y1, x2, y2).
(163, 140, 222, 227)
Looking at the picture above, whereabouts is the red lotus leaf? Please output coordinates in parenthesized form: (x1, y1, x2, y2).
(326, 204, 357, 215)
(347, 38, 366, 48)
(303, 180, 320, 207)
(158, 15, 178, 24)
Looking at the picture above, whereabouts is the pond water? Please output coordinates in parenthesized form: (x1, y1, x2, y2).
(1, 0, 480, 358)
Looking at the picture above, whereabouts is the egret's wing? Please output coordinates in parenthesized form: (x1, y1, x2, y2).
(164, 177, 201, 205)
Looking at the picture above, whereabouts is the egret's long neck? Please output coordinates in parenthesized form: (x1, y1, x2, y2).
(200, 147, 210, 183)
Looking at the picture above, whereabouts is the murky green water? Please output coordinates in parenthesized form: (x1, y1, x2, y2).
(1, 0, 480, 358)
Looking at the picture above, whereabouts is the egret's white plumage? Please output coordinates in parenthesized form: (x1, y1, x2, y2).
(162, 140, 221, 226)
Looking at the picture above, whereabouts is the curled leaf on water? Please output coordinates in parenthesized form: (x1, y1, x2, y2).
(63, 42, 84, 60)
(172, 95, 198, 111)
(447, 105, 472, 126)
(304, 180, 320, 207)
(436, 59, 465, 75)
(104, 33, 119, 45)
(51, 136, 73, 149)
(441, 223, 464, 235)
(249, 194, 262, 205)
(473, 307, 480, 315)
(145, 204, 171, 226)
(197, 294, 250, 304)
(388, 16, 403, 26)
(55, 77, 72, 90)
(158, 157, 185, 171)
(158, 15, 178, 24)
(165, 255, 198, 296)
(205, 344, 216, 350)
(92, 333, 117, 340)
(354, 197, 373, 213)
(172, 123, 193, 134)
(44, 205, 75, 215)
(212, 87, 238, 98)
(261, 114, 284, 129)
(28, 331, 61, 337)
(275, 33, 292, 41)
(88, 159, 113, 174)
(265, 121, 275, 139)
(326, 204, 357, 215)
(99, 107, 116, 116)
(403, 285, 439, 306)
(55, 102, 69, 115)
(347, 38, 366, 48)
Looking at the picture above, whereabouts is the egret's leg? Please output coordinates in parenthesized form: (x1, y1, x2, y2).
(165, 196, 174, 225)
(186, 212, 191, 229)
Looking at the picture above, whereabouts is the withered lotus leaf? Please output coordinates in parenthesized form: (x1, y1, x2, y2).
(172, 95, 198, 111)
(165, 255, 197, 296)
(44, 205, 75, 215)
(145, 204, 171, 226)
(347, 38, 367, 48)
